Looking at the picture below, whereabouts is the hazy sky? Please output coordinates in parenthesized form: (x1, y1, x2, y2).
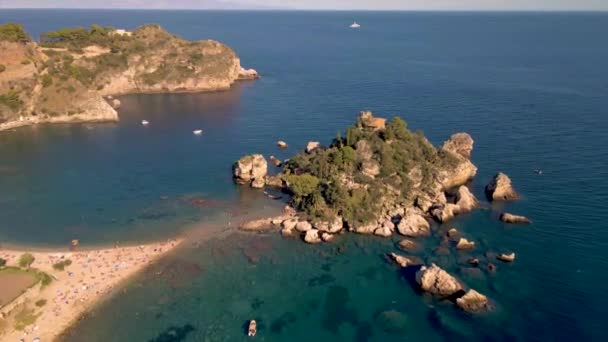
(1, 0, 607, 10)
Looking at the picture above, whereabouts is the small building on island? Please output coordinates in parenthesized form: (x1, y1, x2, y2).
(110, 29, 132, 37)
(359, 110, 386, 130)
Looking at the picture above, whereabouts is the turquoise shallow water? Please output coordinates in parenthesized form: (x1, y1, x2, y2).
(1, 10, 608, 341)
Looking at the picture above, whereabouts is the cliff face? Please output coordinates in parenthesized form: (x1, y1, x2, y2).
(0, 24, 256, 131)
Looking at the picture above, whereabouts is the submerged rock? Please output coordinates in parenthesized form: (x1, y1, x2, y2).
(456, 289, 489, 313)
(441, 133, 474, 159)
(233, 154, 268, 188)
(500, 212, 531, 224)
(467, 258, 480, 266)
(397, 208, 430, 237)
(398, 239, 417, 251)
(416, 264, 463, 296)
(304, 229, 322, 244)
(375, 310, 409, 334)
(374, 220, 394, 237)
(430, 203, 459, 223)
(240, 218, 272, 231)
(389, 253, 419, 267)
(485, 172, 519, 201)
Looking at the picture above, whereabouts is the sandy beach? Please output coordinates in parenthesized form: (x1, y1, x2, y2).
(0, 239, 181, 341)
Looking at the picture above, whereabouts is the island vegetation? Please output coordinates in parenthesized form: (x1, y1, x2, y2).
(282, 113, 460, 225)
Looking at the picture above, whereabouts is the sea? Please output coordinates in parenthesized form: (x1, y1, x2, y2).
(0, 10, 607, 342)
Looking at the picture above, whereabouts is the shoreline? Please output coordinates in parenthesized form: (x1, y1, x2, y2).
(0, 238, 183, 341)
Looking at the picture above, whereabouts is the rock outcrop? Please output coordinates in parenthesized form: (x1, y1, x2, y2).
(397, 209, 430, 237)
(499, 213, 531, 224)
(485, 172, 519, 201)
(439, 133, 478, 189)
(454, 186, 478, 213)
(306, 141, 321, 153)
(239, 218, 272, 231)
(456, 238, 475, 250)
(416, 264, 463, 296)
(442, 133, 474, 159)
(277, 140, 288, 149)
(304, 229, 322, 244)
(233, 154, 268, 188)
(456, 289, 489, 312)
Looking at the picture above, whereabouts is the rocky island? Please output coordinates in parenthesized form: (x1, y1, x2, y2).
(233, 110, 534, 314)
(0, 22, 258, 131)
(235, 111, 478, 238)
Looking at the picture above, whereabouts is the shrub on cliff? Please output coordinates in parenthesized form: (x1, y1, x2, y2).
(0, 22, 30, 42)
(0, 257, 6, 267)
(40, 25, 125, 49)
(0, 64, 5, 73)
(0, 91, 24, 111)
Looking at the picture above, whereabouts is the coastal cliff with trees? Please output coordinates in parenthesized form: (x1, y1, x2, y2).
(0, 22, 258, 131)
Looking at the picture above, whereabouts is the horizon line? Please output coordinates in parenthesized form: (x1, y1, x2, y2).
(1, 8, 608, 12)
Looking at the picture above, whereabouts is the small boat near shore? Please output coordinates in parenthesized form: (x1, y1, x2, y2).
(193, 129, 203, 135)
(141, 120, 150, 126)
(350, 21, 361, 29)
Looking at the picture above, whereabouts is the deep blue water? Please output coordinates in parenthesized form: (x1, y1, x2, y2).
(1, 10, 608, 342)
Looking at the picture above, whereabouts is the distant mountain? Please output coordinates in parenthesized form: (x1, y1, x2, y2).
(0, 0, 285, 10)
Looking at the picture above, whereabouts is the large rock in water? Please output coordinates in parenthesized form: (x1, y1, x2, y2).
(233, 154, 268, 188)
(416, 264, 463, 296)
(397, 208, 430, 237)
(456, 289, 489, 313)
(485, 172, 519, 201)
(500, 212, 531, 224)
(439, 133, 478, 189)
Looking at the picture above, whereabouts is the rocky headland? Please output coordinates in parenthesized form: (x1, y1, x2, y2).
(0, 23, 258, 131)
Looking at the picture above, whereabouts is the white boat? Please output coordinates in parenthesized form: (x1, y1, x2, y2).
(141, 120, 149, 126)
(350, 21, 361, 29)
(193, 129, 203, 135)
